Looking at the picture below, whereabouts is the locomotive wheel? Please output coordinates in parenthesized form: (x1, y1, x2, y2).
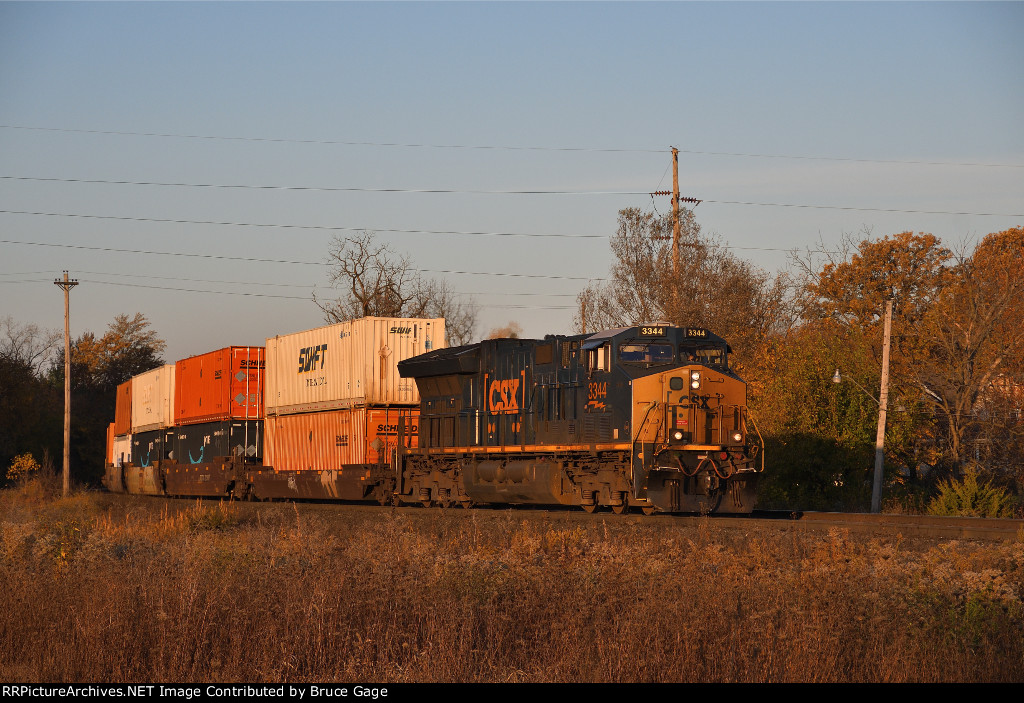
(420, 500, 433, 509)
(581, 502, 599, 514)
(641, 505, 657, 516)
(611, 501, 629, 515)
(459, 498, 473, 509)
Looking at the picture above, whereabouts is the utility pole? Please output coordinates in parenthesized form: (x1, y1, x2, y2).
(871, 299, 893, 513)
(651, 147, 702, 274)
(671, 147, 681, 279)
(650, 148, 701, 323)
(54, 271, 78, 497)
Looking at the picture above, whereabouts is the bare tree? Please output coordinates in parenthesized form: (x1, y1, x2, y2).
(315, 231, 478, 344)
(0, 316, 60, 376)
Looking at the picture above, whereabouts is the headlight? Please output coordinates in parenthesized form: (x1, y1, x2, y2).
(672, 430, 685, 442)
(732, 431, 744, 443)
(690, 371, 701, 389)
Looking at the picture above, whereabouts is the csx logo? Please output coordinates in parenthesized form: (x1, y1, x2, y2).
(390, 327, 412, 334)
(298, 344, 327, 373)
(488, 378, 522, 414)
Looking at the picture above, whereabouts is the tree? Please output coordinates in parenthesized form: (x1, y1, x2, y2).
(0, 319, 61, 483)
(907, 229, 1024, 475)
(575, 207, 787, 373)
(799, 230, 953, 331)
(798, 227, 1024, 479)
(315, 231, 478, 345)
(0, 316, 60, 374)
(46, 313, 166, 485)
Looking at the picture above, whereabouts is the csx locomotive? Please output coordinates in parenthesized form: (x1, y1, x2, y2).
(105, 322, 762, 514)
(397, 324, 762, 514)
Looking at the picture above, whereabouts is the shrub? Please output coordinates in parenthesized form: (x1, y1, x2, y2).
(6, 453, 40, 483)
(926, 472, 1016, 518)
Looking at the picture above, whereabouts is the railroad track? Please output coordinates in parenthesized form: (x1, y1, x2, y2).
(109, 492, 1024, 542)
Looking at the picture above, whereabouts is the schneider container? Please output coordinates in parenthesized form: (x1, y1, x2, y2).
(174, 346, 265, 425)
(265, 317, 445, 415)
(263, 407, 417, 472)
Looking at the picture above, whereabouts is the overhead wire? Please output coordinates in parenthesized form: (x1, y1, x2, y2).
(3, 176, 1020, 217)
(0, 239, 602, 281)
(3, 124, 1022, 168)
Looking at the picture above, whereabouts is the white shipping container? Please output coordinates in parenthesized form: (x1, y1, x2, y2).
(112, 434, 132, 467)
(265, 317, 445, 415)
(130, 365, 176, 432)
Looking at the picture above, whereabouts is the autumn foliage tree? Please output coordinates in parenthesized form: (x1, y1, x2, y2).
(45, 313, 166, 485)
(796, 227, 1024, 497)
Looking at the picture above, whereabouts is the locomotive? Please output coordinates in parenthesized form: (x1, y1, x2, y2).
(103, 320, 762, 515)
(397, 324, 761, 514)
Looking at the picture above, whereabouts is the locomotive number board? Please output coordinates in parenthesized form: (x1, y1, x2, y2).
(639, 326, 667, 336)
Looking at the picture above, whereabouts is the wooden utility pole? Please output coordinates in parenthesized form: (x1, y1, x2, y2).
(650, 147, 702, 291)
(54, 271, 78, 497)
(671, 147, 680, 279)
(871, 299, 893, 513)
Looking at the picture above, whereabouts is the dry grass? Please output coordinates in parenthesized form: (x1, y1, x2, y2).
(1, 486, 1022, 683)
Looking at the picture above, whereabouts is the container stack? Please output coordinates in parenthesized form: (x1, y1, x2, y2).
(129, 365, 176, 467)
(173, 346, 265, 464)
(263, 317, 444, 472)
(107, 380, 133, 468)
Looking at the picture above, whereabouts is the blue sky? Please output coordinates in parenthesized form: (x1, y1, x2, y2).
(1, 1, 1021, 362)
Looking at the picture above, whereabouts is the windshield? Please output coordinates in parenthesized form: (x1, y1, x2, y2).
(680, 344, 727, 369)
(619, 342, 674, 364)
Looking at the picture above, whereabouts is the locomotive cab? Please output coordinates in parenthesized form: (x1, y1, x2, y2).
(627, 328, 761, 513)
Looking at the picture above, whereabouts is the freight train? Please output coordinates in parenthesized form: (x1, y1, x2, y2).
(104, 318, 763, 514)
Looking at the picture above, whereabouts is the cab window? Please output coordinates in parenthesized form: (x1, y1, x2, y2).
(681, 344, 727, 368)
(619, 343, 674, 364)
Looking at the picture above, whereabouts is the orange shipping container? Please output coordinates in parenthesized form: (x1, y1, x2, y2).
(113, 381, 132, 435)
(175, 346, 265, 425)
(106, 422, 115, 467)
(263, 407, 418, 472)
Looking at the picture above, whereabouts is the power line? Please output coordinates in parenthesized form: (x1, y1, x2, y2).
(7, 276, 575, 309)
(0, 209, 608, 240)
(0, 175, 644, 196)
(3, 124, 1021, 168)
(0, 238, 603, 281)
(701, 198, 1024, 218)
(0, 125, 661, 154)
(0, 208, 829, 252)
(5, 176, 1021, 216)
(71, 268, 581, 297)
